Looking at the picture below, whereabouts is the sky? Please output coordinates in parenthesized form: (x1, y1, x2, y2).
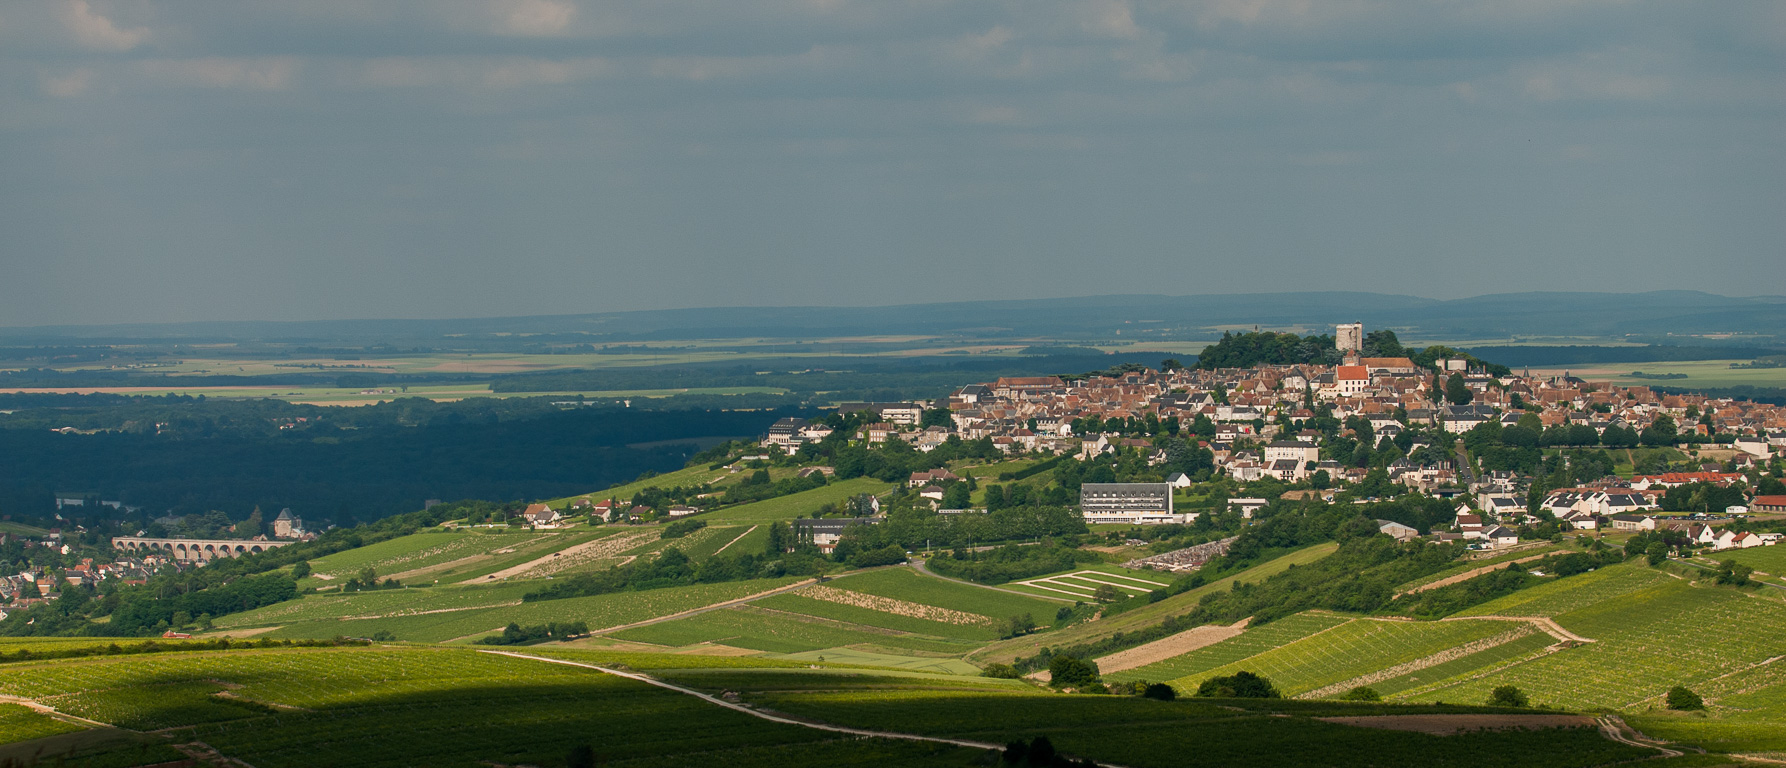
(2, 1, 1782, 327)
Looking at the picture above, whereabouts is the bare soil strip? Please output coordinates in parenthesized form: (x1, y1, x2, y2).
(1093, 619, 1251, 675)
(713, 525, 758, 555)
(1318, 714, 1594, 736)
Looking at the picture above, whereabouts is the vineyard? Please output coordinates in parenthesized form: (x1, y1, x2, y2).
(1105, 612, 1349, 684)
(0, 703, 82, 744)
(301, 530, 597, 586)
(1405, 571, 1786, 710)
(828, 567, 1062, 620)
(703, 478, 893, 522)
(1166, 617, 1519, 697)
(256, 577, 804, 642)
(755, 593, 1005, 641)
(1453, 562, 1672, 618)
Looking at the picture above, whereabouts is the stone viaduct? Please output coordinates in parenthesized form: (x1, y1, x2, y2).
(111, 537, 296, 563)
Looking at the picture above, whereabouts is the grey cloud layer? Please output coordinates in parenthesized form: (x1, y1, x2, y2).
(2, 1, 1781, 324)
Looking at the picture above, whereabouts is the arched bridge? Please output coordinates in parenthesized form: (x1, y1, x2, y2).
(111, 537, 296, 563)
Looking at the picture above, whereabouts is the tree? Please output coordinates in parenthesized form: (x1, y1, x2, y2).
(1196, 671, 1281, 699)
(1048, 655, 1100, 689)
(1665, 686, 1704, 711)
(566, 744, 597, 768)
(1488, 685, 1529, 708)
(1646, 542, 1669, 566)
(1142, 683, 1177, 701)
(1641, 415, 1678, 447)
(1160, 358, 1184, 371)
(1092, 583, 1124, 603)
(1337, 686, 1382, 702)
(1362, 330, 1404, 359)
(920, 407, 954, 429)
(1004, 613, 1037, 638)
(765, 521, 793, 554)
(1445, 373, 1473, 405)
(290, 560, 311, 579)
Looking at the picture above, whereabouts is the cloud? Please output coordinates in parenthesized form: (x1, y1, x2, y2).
(137, 57, 300, 90)
(494, 0, 576, 37)
(61, 0, 148, 51)
(40, 67, 96, 97)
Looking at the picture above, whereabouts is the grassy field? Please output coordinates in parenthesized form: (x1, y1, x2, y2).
(969, 543, 1341, 666)
(1164, 617, 1520, 698)
(704, 478, 893, 522)
(1106, 612, 1350, 684)
(1528, 360, 1786, 390)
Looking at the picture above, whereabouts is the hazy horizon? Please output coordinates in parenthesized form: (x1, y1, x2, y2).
(4, 1, 1781, 327)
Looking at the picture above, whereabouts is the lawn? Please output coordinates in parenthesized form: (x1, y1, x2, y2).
(1165, 617, 1520, 697)
(704, 478, 893, 522)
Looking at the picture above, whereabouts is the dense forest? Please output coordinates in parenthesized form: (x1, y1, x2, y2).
(0, 398, 805, 526)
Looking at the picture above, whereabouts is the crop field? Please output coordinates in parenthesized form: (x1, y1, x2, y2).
(251, 577, 802, 642)
(1106, 612, 1350, 684)
(829, 567, 1063, 620)
(1166, 618, 1520, 698)
(973, 543, 1341, 666)
(702, 478, 893, 522)
(755, 593, 1003, 641)
(1528, 360, 1786, 390)
(0, 703, 83, 744)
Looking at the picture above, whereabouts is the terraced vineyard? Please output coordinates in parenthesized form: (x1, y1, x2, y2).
(1106, 612, 1350, 684)
(1166, 617, 1520, 697)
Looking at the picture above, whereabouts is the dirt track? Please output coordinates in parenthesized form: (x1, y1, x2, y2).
(1396, 553, 1555, 597)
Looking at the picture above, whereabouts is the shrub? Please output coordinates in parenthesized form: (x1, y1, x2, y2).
(981, 663, 1023, 679)
(1196, 671, 1280, 699)
(1143, 683, 1177, 701)
(1488, 685, 1529, 708)
(1338, 686, 1381, 702)
(1048, 655, 1100, 689)
(661, 519, 707, 539)
(1666, 686, 1704, 711)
